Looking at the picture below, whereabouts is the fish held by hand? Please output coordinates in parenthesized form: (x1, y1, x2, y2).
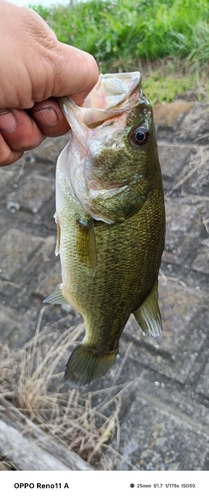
(44, 72, 165, 387)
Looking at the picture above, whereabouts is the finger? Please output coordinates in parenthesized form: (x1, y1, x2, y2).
(30, 98, 70, 137)
(52, 44, 99, 105)
(0, 134, 23, 167)
(0, 109, 45, 151)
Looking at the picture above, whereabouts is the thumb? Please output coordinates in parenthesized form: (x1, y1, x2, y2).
(51, 42, 99, 105)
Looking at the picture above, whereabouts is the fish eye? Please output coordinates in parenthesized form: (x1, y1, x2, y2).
(129, 126, 149, 147)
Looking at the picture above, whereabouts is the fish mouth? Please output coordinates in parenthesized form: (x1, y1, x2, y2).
(83, 72, 141, 114)
(59, 72, 143, 129)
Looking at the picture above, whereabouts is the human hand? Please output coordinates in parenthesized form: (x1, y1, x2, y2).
(0, 1, 99, 166)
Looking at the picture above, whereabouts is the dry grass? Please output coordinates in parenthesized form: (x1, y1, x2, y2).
(0, 306, 134, 469)
(0, 453, 17, 471)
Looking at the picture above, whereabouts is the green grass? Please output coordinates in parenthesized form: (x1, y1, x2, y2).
(30, 0, 209, 103)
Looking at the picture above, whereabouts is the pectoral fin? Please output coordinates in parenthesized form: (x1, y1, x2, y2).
(43, 285, 68, 305)
(134, 280, 162, 338)
(76, 217, 97, 276)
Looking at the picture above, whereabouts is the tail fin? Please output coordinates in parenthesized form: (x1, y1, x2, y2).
(64, 344, 118, 387)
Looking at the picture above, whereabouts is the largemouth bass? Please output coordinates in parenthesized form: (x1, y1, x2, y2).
(45, 72, 165, 387)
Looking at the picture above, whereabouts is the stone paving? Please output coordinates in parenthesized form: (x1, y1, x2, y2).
(0, 100, 209, 470)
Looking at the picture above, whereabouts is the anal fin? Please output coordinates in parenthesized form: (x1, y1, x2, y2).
(134, 280, 162, 338)
(43, 285, 68, 305)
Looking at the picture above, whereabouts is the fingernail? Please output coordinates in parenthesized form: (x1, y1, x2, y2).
(33, 107, 58, 127)
(0, 111, 17, 132)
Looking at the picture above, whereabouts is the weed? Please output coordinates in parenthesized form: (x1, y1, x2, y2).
(30, 0, 209, 66)
(30, 0, 209, 102)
